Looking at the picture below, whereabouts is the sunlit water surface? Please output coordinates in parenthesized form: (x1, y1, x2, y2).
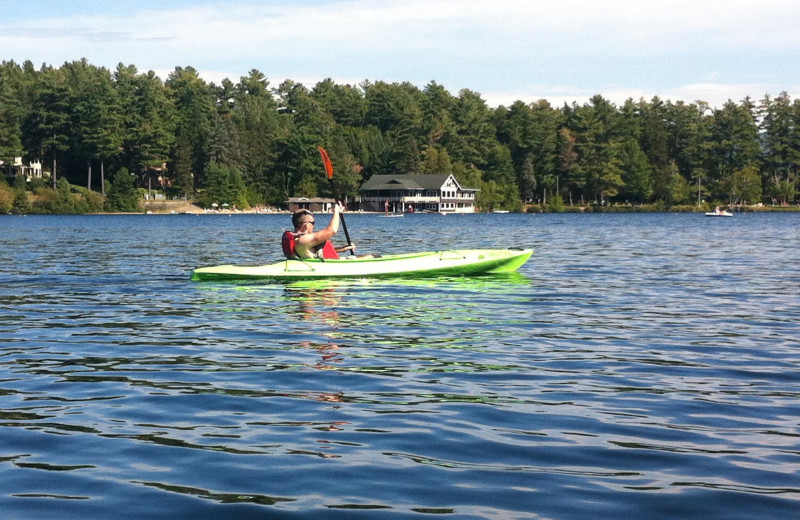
(1, 213, 799, 519)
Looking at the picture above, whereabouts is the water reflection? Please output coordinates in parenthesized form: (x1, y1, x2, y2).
(283, 285, 347, 373)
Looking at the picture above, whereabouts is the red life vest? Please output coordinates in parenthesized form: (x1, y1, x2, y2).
(282, 231, 339, 260)
(321, 240, 340, 259)
(281, 231, 299, 259)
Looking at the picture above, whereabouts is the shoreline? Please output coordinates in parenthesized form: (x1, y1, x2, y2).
(7, 199, 800, 216)
(10, 207, 799, 216)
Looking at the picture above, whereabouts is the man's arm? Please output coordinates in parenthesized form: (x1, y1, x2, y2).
(296, 204, 342, 248)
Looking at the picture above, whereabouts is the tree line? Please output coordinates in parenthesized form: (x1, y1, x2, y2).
(0, 58, 798, 214)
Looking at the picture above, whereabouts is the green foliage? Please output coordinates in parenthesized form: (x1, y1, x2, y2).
(106, 167, 140, 212)
(166, 66, 215, 186)
(619, 139, 653, 203)
(199, 162, 247, 208)
(667, 164, 693, 205)
(12, 187, 30, 214)
(421, 146, 453, 175)
(768, 171, 796, 205)
(17, 177, 103, 214)
(54, 177, 75, 213)
(0, 62, 25, 164)
(13, 173, 26, 190)
(708, 99, 760, 200)
(548, 194, 565, 212)
(725, 164, 763, 205)
(0, 59, 799, 214)
(115, 64, 175, 179)
(476, 180, 502, 212)
(0, 181, 12, 213)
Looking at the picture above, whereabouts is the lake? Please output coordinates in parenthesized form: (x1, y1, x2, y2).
(1, 212, 799, 519)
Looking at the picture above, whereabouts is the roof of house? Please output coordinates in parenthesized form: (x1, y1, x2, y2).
(287, 197, 336, 203)
(360, 174, 476, 192)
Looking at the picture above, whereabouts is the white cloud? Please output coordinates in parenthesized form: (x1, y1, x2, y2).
(2, 0, 798, 107)
(482, 83, 800, 110)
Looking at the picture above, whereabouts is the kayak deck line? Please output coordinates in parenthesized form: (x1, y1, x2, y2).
(190, 248, 532, 282)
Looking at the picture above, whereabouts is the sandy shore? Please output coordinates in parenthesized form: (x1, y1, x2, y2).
(141, 200, 286, 214)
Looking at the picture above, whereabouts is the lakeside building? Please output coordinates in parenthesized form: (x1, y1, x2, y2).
(1, 157, 43, 180)
(358, 174, 478, 213)
(286, 197, 337, 213)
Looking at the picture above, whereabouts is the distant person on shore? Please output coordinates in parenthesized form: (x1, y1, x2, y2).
(282, 204, 355, 260)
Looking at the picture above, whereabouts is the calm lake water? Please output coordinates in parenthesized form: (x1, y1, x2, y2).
(1, 212, 799, 520)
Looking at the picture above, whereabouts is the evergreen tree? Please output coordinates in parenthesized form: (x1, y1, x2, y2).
(619, 139, 653, 203)
(0, 61, 24, 167)
(199, 161, 247, 208)
(105, 167, 140, 212)
(709, 99, 760, 201)
(275, 80, 337, 200)
(6, 57, 800, 211)
(421, 81, 457, 148)
(115, 65, 175, 186)
(171, 129, 194, 198)
(520, 154, 537, 203)
(21, 66, 70, 186)
(760, 93, 799, 204)
(364, 81, 424, 174)
(421, 146, 453, 175)
(447, 89, 495, 169)
(568, 95, 625, 203)
(670, 101, 713, 205)
(557, 128, 578, 203)
(311, 78, 366, 127)
(494, 99, 560, 201)
(62, 59, 121, 190)
(666, 162, 692, 205)
(638, 97, 671, 200)
(230, 69, 280, 205)
(166, 66, 215, 188)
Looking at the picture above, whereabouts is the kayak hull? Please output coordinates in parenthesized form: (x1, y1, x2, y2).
(705, 212, 733, 217)
(191, 249, 532, 282)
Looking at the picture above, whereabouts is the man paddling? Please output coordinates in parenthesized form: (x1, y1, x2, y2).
(282, 204, 355, 260)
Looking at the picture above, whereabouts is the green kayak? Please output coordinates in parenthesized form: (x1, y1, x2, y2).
(190, 248, 532, 282)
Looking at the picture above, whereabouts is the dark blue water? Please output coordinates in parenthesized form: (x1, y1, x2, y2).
(1, 213, 799, 519)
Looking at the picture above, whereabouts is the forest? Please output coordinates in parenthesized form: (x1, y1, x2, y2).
(0, 58, 798, 214)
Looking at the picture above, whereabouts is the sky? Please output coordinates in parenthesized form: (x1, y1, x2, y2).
(2, 0, 799, 108)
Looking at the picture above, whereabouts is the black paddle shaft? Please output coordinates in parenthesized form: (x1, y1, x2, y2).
(329, 179, 354, 255)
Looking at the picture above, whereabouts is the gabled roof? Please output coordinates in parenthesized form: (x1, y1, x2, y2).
(360, 174, 473, 192)
(287, 197, 335, 203)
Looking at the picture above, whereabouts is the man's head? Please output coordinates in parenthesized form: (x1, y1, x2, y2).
(292, 209, 315, 231)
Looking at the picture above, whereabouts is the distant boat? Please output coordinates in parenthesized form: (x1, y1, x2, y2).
(705, 211, 733, 217)
(380, 213, 404, 218)
(493, 210, 510, 214)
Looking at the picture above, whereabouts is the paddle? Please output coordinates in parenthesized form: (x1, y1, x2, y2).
(318, 146, 354, 255)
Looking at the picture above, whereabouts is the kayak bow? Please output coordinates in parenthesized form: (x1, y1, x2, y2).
(191, 248, 532, 282)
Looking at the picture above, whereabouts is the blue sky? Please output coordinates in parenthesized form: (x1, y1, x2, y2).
(3, 0, 798, 107)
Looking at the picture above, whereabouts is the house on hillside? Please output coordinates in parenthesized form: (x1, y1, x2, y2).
(358, 174, 478, 213)
(0, 157, 43, 180)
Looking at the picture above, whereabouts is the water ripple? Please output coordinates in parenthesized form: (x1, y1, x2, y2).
(1, 213, 799, 519)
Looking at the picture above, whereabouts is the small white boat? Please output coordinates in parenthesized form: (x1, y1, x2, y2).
(379, 214, 404, 218)
(705, 211, 733, 217)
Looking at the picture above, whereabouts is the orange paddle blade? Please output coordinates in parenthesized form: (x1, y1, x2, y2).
(318, 146, 333, 179)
